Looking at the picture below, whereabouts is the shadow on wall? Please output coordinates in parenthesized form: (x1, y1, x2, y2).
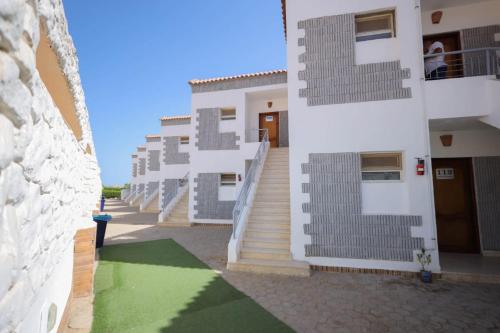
(91, 240, 292, 333)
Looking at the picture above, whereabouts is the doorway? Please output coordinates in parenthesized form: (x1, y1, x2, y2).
(259, 112, 280, 148)
(423, 31, 463, 78)
(432, 158, 480, 253)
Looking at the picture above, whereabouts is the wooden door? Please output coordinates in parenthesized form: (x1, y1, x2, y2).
(259, 112, 279, 148)
(423, 32, 463, 78)
(432, 158, 479, 253)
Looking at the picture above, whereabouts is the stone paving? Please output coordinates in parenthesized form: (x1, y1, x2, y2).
(66, 199, 500, 333)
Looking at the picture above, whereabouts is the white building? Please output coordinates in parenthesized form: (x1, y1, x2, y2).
(126, 0, 500, 277)
(129, 146, 147, 207)
(140, 135, 162, 212)
(157, 116, 191, 224)
(0, 0, 101, 331)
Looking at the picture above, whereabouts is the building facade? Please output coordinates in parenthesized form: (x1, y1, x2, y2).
(125, 0, 500, 276)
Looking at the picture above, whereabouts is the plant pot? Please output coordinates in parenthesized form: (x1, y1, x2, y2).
(431, 11, 443, 24)
(440, 135, 453, 147)
(420, 270, 432, 283)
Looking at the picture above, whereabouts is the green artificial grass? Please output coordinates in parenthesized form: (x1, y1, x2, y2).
(91, 239, 293, 333)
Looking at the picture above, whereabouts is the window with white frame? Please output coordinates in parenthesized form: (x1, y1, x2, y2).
(361, 152, 403, 181)
(220, 108, 236, 120)
(220, 173, 237, 186)
(355, 10, 396, 42)
(179, 136, 189, 145)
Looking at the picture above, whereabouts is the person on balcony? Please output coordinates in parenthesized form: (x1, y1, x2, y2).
(424, 40, 448, 80)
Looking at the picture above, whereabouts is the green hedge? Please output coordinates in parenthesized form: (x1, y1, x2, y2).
(102, 187, 122, 199)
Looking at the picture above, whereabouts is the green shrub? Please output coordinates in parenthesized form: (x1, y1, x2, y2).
(102, 187, 122, 199)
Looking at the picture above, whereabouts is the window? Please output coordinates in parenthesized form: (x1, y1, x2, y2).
(180, 136, 189, 145)
(220, 173, 236, 186)
(355, 10, 396, 42)
(361, 152, 402, 181)
(220, 108, 236, 121)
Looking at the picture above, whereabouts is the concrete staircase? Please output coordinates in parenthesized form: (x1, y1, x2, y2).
(158, 191, 191, 227)
(228, 148, 309, 276)
(142, 193, 160, 213)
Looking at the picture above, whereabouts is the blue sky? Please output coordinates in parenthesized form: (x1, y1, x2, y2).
(64, 0, 286, 186)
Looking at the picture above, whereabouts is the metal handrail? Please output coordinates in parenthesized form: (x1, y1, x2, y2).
(232, 129, 269, 239)
(424, 47, 500, 80)
(162, 172, 189, 210)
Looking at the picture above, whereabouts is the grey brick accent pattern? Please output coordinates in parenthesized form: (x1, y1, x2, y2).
(138, 158, 146, 176)
(302, 153, 423, 261)
(138, 183, 145, 194)
(161, 118, 191, 126)
(147, 150, 160, 171)
(195, 108, 240, 151)
(297, 14, 411, 106)
(191, 72, 287, 93)
(279, 111, 289, 147)
(162, 179, 179, 209)
(146, 181, 159, 198)
(131, 184, 136, 194)
(473, 157, 500, 251)
(462, 25, 500, 76)
(132, 163, 137, 177)
(194, 173, 235, 220)
(163, 137, 190, 165)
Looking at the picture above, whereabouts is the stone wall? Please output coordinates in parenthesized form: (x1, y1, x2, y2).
(195, 108, 240, 151)
(193, 173, 235, 220)
(473, 156, 500, 251)
(0, 0, 101, 332)
(297, 14, 411, 106)
(302, 153, 423, 262)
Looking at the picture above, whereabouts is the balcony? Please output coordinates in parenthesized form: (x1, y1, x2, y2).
(424, 48, 500, 127)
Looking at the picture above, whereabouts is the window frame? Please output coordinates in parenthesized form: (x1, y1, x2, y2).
(360, 152, 404, 182)
(179, 136, 190, 145)
(355, 10, 396, 42)
(220, 173, 237, 187)
(220, 108, 236, 121)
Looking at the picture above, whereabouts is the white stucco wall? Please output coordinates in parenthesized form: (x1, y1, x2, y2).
(430, 128, 500, 158)
(0, 0, 101, 332)
(286, 0, 439, 272)
(188, 83, 287, 224)
(421, 0, 500, 36)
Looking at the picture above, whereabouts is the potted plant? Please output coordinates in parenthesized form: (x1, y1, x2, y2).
(416, 248, 433, 283)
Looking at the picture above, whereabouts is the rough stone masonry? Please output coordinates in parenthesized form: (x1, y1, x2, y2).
(0, 0, 101, 331)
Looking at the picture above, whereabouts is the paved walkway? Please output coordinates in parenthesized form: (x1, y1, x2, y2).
(67, 200, 500, 333)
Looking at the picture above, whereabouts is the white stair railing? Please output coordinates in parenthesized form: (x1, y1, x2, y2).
(140, 187, 160, 212)
(158, 173, 189, 223)
(227, 129, 269, 263)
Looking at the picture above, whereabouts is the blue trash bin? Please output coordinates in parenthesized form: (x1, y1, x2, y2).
(100, 195, 106, 212)
(93, 214, 112, 248)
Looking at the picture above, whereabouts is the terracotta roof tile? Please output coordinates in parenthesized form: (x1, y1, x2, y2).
(160, 115, 191, 121)
(281, 0, 287, 39)
(188, 69, 287, 86)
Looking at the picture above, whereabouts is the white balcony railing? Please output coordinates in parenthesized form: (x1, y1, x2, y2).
(424, 47, 500, 81)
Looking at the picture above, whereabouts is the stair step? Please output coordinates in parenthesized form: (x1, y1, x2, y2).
(241, 247, 291, 260)
(247, 222, 289, 230)
(246, 229, 289, 240)
(158, 222, 191, 228)
(248, 214, 290, 222)
(252, 202, 290, 210)
(254, 196, 289, 203)
(243, 237, 289, 250)
(227, 258, 310, 277)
